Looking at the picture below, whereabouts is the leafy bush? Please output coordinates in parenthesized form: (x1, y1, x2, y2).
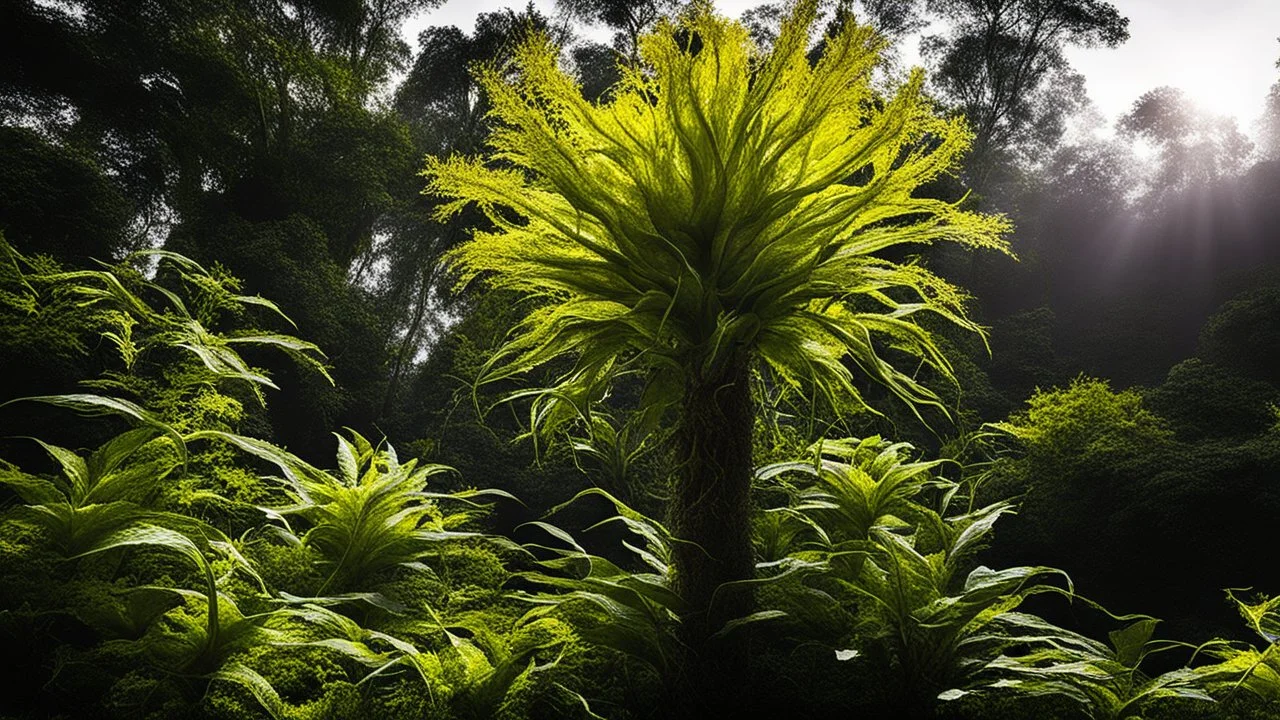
(987, 376, 1280, 640)
(1146, 359, 1277, 440)
(994, 377, 1173, 471)
(0, 248, 564, 720)
(753, 437, 1081, 717)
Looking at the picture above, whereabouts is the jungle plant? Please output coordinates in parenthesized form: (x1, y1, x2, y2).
(0, 417, 184, 558)
(0, 247, 339, 704)
(202, 429, 519, 597)
(1198, 591, 1280, 705)
(0, 431, 274, 675)
(516, 487, 685, 684)
(426, 2, 1008, 706)
(0, 238, 335, 532)
(0, 399, 276, 668)
(567, 409, 663, 509)
(950, 613, 1223, 720)
(0, 240, 330, 605)
(0, 240, 332, 410)
(216, 601, 577, 720)
(759, 436, 946, 545)
(514, 487, 815, 707)
(758, 436, 1072, 718)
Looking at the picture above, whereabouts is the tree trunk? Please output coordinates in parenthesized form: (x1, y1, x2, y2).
(668, 359, 756, 716)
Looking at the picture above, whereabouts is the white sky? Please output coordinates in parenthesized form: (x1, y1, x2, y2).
(403, 0, 1280, 134)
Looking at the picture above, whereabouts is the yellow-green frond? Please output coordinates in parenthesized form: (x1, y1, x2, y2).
(424, 0, 1010, 435)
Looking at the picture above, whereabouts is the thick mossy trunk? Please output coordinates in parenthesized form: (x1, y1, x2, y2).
(668, 359, 756, 716)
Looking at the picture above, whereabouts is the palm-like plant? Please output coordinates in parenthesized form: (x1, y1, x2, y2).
(426, 0, 1009, 676)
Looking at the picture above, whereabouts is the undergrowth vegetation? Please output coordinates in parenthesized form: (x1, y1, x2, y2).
(2, 234, 1280, 718)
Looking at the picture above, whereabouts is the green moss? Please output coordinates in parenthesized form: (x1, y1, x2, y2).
(293, 681, 363, 720)
(365, 676, 452, 720)
(244, 541, 324, 597)
(103, 670, 189, 720)
(433, 544, 510, 608)
(249, 646, 349, 704)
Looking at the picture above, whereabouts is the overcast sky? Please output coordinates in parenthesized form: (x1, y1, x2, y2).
(403, 0, 1280, 134)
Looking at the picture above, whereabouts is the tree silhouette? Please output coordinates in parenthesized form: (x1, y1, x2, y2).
(923, 0, 1129, 184)
(1119, 86, 1253, 203)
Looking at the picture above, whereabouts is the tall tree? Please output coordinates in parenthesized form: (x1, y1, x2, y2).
(426, 1, 1007, 712)
(554, 0, 677, 104)
(370, 7, 556, 419)
(0, 0, 440, 454)
(1259, 79, 1280, 162)
(1118, 86, 1253, 203)
(922, 0, 1129, 184)
(556, 0, 679, 59)
(743, 0, 926, 50)
(1259, 40, 1280, 161)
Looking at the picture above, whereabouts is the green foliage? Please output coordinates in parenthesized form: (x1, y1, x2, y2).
(1198, 283, 1280, 386)
(1200, 592, 1280, 706)
(0, 236, 332, 436)
(1146, 359, 1278, 440)
(204, 428, 516, 596)
(0, 127, 135, 261)
(210, 599, 578, 720)
(994, 377, 1173, 467)
(760, 436, 945, 544)
(0, 246, 591, 719)
(0, 419, 281, 677)
(756, 436, 1079, 716)
(984, 373, 1280, 642)
(0, 232, 105, 384)
(981, 376, 1175, 549)
(426, 0, 1009, 438)
(0, 239, 335, 545)
(515, 488, 685, 682)
(513, 485, 812, 705)
(0, 426, 181, 555)
(58, 248, 332, 406)
(953, 613, 1222, 719)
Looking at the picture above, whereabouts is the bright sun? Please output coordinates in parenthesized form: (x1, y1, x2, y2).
(1180, 64, 1269, 129)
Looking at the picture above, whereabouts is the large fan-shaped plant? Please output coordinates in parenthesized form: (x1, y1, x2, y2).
(426, 0, 1008, 702)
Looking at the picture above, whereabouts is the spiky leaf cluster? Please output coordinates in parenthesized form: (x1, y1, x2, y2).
(202, 429, 517, 595)
(426, 0, 1009, 435)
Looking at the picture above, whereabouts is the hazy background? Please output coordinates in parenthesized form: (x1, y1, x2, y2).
(405, 0, 1280, 138)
